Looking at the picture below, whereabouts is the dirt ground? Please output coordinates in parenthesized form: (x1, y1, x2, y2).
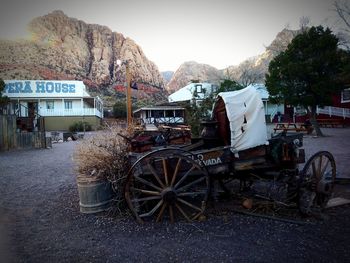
(1, 127, 350, 262)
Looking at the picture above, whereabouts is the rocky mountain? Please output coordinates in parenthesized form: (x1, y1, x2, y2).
(166, 28, 300, 93)
(166, 61, 222, 94)
(161, 71, 174, 86)
(0, 10, 167, 106)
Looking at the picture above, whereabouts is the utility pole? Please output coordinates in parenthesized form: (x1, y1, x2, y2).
(125, 61, 132, 127)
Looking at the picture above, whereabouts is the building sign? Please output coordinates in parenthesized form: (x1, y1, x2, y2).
(4, 80, 88, 98)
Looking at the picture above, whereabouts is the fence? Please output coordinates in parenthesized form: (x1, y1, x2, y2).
(316, 106, 350, 119)
(0, 115, 47, 151)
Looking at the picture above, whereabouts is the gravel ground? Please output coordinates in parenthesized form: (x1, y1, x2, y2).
(1, 127, 350, 262)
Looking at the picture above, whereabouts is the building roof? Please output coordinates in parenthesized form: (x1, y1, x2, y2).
(168, 82, 216, 103)
(247, 83, 269, 100)
(133, 106, 185, 114)
(168, 82, 269, 103)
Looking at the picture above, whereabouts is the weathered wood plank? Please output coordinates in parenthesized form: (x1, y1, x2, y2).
(1, 114, 47, 150)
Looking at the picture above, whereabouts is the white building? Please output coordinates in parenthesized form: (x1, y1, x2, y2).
(3, 80, 103, 131)
(168, 82, 284, 122)
(247, 84, 284, 121)
(133, 105, 186, 131)
(168, 82, 218, 104)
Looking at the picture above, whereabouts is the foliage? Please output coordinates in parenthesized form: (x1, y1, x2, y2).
(185, 80, 243, 136)
(265, 26, 346, 136)
(181, 86, 217, 137)
(69, 121, 92, 132)
(112, 101, 127, 118)
(218, 79, 243, 93)
(334, 0, 350, 50)
(0, 79, 10, 111)
(73, 125, 131, 213)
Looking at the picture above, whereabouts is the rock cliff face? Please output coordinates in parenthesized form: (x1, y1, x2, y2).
(166, 29, 300, 93)
(0, 10, 166, 105)
(161, 71, 174, 86)
(166, 61, 222, 94)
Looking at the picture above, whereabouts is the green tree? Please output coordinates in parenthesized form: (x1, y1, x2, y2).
(182, 86, 217, 137)
(265, 26, 346, 136)
(218, 79, 243, 93)
(112, 101, 127, 118)
(0, 79, 10, 114)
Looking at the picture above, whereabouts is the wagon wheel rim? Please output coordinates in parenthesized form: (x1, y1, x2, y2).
(125, 148, 209, 223)
(299, 151, 336, 215)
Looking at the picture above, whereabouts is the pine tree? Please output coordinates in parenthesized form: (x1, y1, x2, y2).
(265, 26, 347, 136)
(0, 79, 10, 114)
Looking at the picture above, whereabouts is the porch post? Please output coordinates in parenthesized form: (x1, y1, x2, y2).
(94, 98, 96, 116)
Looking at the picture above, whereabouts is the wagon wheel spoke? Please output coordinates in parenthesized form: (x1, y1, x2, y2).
(170, 157, 182, 187)
(173, 165, 196, 189)
(135, 176, 162, 191)
(177, 197, 202, 212)
(299, 151, 336, 215)
(139, 200, 163, 218)
(311, 162, 317, 178)
(130, 187, 160, 196)
(125, 149, 209, 223)
(320, 159, 330, 177)
(162, 158, 169, 186)
(176, 176, 206, 192)
(175, 203, 191, 222)
(156, 203, 167, 222)
(318, 155, 323, 178)
(147, 162, 165, 188)
(131, 196, 161, 203)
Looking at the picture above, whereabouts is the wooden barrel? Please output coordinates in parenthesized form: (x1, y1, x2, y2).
(77, 176, 114, 214)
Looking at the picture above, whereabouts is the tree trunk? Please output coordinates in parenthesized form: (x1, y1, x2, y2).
(308, 106, 324, 137)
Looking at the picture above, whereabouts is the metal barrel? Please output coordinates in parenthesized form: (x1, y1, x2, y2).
(77, 176, 114, 214)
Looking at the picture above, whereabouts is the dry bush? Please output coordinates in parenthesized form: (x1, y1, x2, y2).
(74, 124, 133, 213)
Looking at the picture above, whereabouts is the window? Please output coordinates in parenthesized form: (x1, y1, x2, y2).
(165, 110, 174, 117)
(341, 88, 350, 103)
(64, 100, 73, 109)
(151, 110, 164, 118)
(195, 84, 203, 93)
(46, 101, 54, 109)
(211, 84, 218, 94)
(175, 110, 184, 118)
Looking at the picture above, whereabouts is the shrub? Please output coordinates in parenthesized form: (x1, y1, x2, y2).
(73, 125, 132, 214)
(69, 121, 92, 132)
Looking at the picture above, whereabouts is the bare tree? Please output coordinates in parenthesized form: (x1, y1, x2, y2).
(222, 67, 237, 81)
(299, 16, 310, 32)
(334, 0, 350, 32)
(237, 59, 264, 87)
(222, 59, 264, 87)
(334, 0, 350, 49)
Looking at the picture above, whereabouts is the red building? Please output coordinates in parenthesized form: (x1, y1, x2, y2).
(282, 87, 350, 125)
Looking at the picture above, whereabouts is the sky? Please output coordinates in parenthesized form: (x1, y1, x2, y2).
(0, 0, 341, 71)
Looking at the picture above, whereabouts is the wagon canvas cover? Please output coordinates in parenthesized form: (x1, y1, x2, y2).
(214, 86, 268, 152)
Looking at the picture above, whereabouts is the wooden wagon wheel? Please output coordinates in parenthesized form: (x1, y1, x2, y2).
(125, 148, 209, 223)
(298, 151, 336, 215)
